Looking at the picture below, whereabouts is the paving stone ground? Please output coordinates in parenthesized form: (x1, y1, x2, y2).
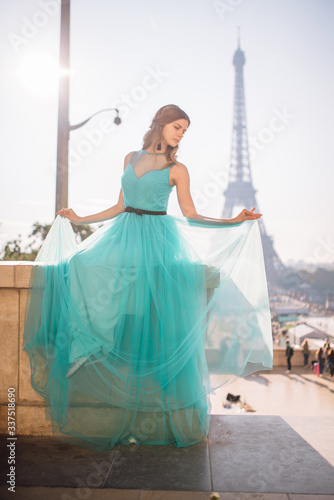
(1, 367, 333, 499)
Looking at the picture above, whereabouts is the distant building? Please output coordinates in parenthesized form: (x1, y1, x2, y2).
(289, 324, 325, 346)
(274, 305, 309, 317)
(325, 293, 334, 312)
(289, 316, 334, 346)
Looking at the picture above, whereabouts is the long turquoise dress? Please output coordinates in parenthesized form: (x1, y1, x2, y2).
(23, 149, 273, 452)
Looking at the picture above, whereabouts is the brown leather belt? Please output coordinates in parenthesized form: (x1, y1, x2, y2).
(125, 206, 167, 216)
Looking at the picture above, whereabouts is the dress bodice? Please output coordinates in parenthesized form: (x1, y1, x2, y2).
(121, 150, 175, 212)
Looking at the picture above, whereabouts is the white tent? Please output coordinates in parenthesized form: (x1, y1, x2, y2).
(289, 324, 327, 346)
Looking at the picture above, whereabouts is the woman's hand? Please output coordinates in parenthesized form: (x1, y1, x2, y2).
(56, 208, 82, 223)
(234, 207, 262, 223)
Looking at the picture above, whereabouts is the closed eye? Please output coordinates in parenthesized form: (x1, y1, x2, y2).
(175, 126, 186, 133)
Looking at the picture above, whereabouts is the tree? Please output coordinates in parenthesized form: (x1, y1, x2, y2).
(298, 268, 334, 291)
(2, 236, 36, 261)
(1, 221, 97, 261)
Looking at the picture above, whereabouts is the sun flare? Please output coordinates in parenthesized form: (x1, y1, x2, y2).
(16, 51, 72, 98)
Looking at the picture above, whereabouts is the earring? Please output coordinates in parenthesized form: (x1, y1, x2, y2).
(157, 143, 161, 150)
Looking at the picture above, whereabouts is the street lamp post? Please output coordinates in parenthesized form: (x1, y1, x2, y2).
(55, 0, 121, 215)
(55, 0, 70, 215)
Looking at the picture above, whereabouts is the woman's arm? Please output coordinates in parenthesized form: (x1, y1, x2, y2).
(172, 163, 262, 224)
(56, 152, 134, 225)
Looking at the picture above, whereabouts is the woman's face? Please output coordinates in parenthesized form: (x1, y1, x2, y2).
(162, 118, 189, 147)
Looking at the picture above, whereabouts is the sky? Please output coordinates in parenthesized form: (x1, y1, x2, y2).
(1, 0, 334, 266)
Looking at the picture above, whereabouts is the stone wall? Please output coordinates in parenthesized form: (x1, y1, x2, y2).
(0, 262, 53, 436)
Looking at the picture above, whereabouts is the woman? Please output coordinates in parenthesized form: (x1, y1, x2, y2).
(328, 347, 334, 382)
(302, 339, 310, 367)
(316, 347, 325, 376)
(23, 104, 272, 452)
(324, 339, 331, 373)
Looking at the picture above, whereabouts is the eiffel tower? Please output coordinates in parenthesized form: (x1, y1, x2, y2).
(221, 30, 286, 288)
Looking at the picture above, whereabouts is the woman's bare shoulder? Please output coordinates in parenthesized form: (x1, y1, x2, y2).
(172, 161, 189, 172)
(172, 162, 190, 178)
(170, 161, 190, 186)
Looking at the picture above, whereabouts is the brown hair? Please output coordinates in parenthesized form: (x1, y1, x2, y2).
(142, 104, 190, 169)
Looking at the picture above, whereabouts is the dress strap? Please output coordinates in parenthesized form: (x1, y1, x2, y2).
(127, 151, 136, 166)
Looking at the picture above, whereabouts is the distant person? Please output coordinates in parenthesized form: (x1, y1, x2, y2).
(302, 339, 310, 367)
(285, 340, 294, 373)
(324, 340, 331, 373)
(316, 347, 325, 376)
(328, 347, 334, 382)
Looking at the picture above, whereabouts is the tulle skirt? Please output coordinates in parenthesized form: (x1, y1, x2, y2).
(23, 213, 273, 451)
